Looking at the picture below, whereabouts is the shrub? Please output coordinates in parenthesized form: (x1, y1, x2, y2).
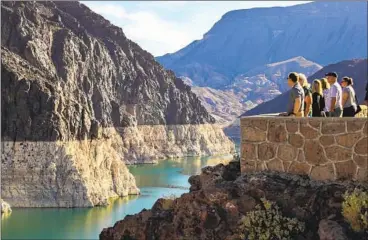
(342, 189, 368, 232)
(239, 198, 305, 240)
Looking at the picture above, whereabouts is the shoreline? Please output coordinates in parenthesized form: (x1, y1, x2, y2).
(125, 152, 236, 166)
(2, 123, 235, 208)
(4, 153, 235, 210)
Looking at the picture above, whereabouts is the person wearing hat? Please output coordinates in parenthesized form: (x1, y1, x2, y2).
(325, 72, 343, 117)
(279, 72, 305, 117)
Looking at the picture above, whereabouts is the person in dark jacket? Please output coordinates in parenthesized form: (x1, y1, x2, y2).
(311, 79, 324, 117)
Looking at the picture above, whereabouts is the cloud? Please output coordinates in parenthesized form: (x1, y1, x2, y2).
(83, 2, 195, 55)
(123, 11, 194, 54)
(137, 1, 189, 10)
(87, 3, 127, 19)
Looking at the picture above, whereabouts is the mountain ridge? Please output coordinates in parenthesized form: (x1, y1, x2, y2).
(157, 1, 367, 89)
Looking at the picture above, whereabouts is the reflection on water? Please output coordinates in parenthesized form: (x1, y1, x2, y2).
(1, 154, 233, 240)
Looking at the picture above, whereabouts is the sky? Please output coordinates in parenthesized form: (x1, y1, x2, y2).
(82, 1, 311, 57)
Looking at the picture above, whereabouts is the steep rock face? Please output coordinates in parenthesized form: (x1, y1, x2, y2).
(1, 1, 215, 143)
(122, 124, 234, 164)
(192, 57, 321, 124)
(1, 130, 140, 207)
(243, 59, 368, 116)
(1, 1, 233, 207)
(157, 1, 367, 89)
(100, 162, 367, 240)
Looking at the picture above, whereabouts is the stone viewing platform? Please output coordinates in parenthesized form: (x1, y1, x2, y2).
(240, 116, 368, 181)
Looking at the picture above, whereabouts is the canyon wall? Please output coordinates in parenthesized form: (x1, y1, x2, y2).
(122, 124, 234, 164)
(241, 117, 367, 181)
(2, 132, 139, 207)
(2, 123, 233, 207)
(1, 1, 234, 207)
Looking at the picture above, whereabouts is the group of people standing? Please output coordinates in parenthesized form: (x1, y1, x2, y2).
(283, 72, 365, 117)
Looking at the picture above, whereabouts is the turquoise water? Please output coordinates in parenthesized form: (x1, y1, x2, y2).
(1, 155, 233, 239)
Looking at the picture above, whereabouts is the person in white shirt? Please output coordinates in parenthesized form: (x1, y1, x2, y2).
(325, 72, 343, 117)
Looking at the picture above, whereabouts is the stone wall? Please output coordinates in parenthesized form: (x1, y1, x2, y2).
(240, 117, 367, 181)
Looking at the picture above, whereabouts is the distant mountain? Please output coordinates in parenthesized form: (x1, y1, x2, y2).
(243, 56, 322, 92)
(243, 59, 368, 116)
(191, 87, 252, 124)
(157, 1, 367, 89)
(192, 57, 321, 123)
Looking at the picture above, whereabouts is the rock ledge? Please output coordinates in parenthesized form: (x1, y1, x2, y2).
(100, 161, 367, 240)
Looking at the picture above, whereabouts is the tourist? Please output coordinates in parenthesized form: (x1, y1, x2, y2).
(311, 79, 324, 117)
(320, 78, 330, 117)
(325, 72, 343, 117)
(341, 77, 357, 117)
(299, 73, 312, 117)
(279, 72, 304, 117)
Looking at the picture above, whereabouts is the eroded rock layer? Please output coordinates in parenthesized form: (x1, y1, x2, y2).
(122, 124, 234, 164)
(1, 1, 234, 207)
(1, 128, 139, 207)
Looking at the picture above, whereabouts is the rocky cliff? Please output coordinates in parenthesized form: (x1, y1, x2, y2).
(157, 1, 367, 89)
(1, 1, 234, 207)
(100, 161, 368, 240)
(243, 59, 368, 116)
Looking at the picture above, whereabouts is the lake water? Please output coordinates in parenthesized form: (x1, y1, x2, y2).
(1, 154, 234, 239)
